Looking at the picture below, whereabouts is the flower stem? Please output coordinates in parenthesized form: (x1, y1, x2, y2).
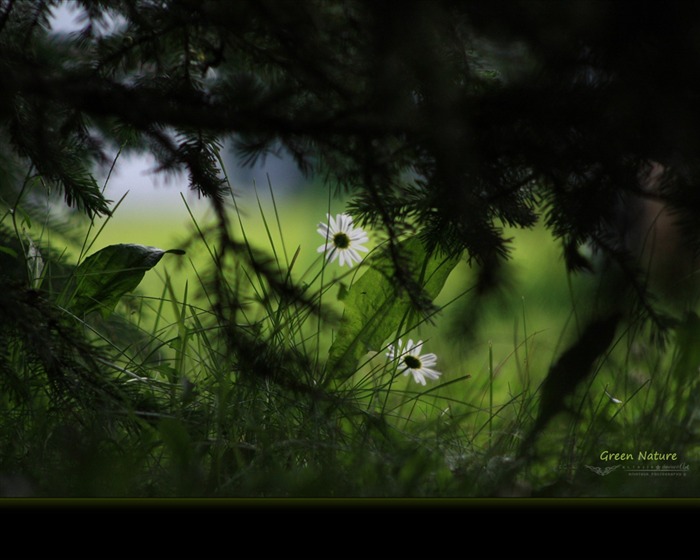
(489, 340, 494, 449)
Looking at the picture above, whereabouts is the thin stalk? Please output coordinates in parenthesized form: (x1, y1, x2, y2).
(489, 340, 494, 449)
(521, 297, 530, 392)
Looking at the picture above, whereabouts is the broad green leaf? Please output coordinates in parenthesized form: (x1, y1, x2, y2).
(327, 238, 461, 379)
(65, 243, 185, 317)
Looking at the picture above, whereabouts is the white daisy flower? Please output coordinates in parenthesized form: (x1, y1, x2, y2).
(317, 213, 369, 267)
(386, 338, 442, 386)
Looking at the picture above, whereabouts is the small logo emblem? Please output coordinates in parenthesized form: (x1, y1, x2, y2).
(585, 464, 623, 476)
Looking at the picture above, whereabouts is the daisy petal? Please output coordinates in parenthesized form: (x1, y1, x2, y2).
(386, 338, 442, 386)
(420, 353, 438, 367)
(317, 213, 371, 268)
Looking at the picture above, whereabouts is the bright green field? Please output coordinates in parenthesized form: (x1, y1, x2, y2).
(83, 180, 610, 441)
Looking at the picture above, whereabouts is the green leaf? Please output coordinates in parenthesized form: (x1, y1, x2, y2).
(327, 238, 461, 379)
(64, 243, 185, 317)
(0, 245, 18, 259)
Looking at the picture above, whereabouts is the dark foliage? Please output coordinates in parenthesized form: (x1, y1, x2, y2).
(2, 0, 700, 493)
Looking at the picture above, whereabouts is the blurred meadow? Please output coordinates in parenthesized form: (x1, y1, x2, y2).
(3, 146, 696, 498)
(54, 147, 693, 498)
